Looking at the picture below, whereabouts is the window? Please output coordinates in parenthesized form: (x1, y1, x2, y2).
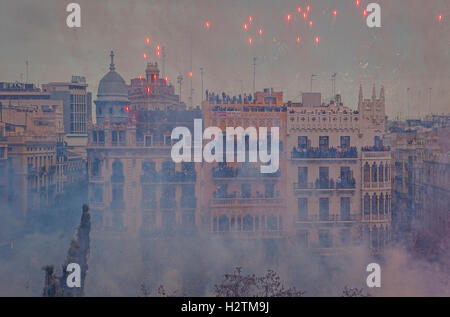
(298, 136, 308, 149)
(319, 136, 329, 150)
(319, 167, 329, 188)
(340, 166, 351, 181)
(385, 195, 389, 213)
(119, 131, 126, 145)
(340, 136, 350, 148)
(161, 185, 176, 208)
(241, 183, 251, 198)
(319, 198, 329, 221)
(298, 198, 308, 221)
(92, 158, 101, 177)
(141, 185, 156, 207)
(218, 215, 229, 232)
(111, 160, 124, 183)
(111, 184, 124, 204)
(372, 163, 378, 182)
(112, 131, 118, 146)
(264, 183, 274, 198)
(319, 229, 332, 248)
(364, 193, 370, 214)
(372, 194, 378, 214)
(374, 136, 382, 148)
(379, 194, 385, 214)
(92, 131, 98, 144)
(297, 167, 308, 188)
(267, 214, 277, 230)
(98, 131, 105, 144)
(162, 212, 176, 232)
(243, 215, 253, 231)
(91, 183, 103, 202)
(379, 163, 384, 182)
(165, 135, 171, 146)
(364, 163, 370, 183)
(145, 135, 152, 147)
(340, 197, 350, 220)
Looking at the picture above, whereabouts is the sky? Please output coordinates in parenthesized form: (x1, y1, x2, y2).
(0, 0, 449, 118)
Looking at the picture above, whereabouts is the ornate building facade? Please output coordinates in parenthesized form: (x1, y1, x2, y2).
(200, 89, 288, 240)
(87, 53, 200, 237)
(286, 86, 391, 254)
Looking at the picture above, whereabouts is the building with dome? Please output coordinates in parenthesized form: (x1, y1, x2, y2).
(87, 52, 201, 237)
(95, 51, 130, 124)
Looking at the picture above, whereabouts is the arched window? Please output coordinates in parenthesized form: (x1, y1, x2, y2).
(364, 193, 370, 214)
(364, 163, 370, 183)
(385, 163, 389, 181)
(379, 193, 385, 214)
(243, 214, 253, 231)
(372, 163, 378, 182)
(372, 194, 378, 214)
(111, 160, 124, 183)
(385, 195, 389, 213)
(218, 215, 229, 232)
(379, 163, 384, 182)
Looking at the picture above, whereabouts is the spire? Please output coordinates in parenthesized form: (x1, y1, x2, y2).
(372, 83, 376, 100)
(359, 84, 363, 103)
(109, 50, 115, 71)
(380, 85, 385, 100)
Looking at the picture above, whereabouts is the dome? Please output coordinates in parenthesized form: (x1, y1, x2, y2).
(97, 51, 129, 99)
(98, 71, 128, 97)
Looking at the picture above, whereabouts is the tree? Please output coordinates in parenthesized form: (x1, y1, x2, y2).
(214, 267, 305, 297)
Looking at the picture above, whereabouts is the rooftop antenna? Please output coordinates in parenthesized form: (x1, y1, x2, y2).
(428, 88, 432, 117)
(189, 34, 193, 107)
(331, 73, 337, 97)
(25, 60, 29, 84)
(406, 87, 410, 120)
(177, 75, 183, 103)
(200, 68, 204, 103)
(310, 74, 318, 92)
(162, 46, 166, 78)
(252, 57, 257, 96)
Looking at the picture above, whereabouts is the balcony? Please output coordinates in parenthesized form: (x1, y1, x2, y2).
(297, 214, 360, 223)
(211, 197, 283, 206)
(291, 147, 358, 160)
(294, 178, 356, 191)
(141, 171, 197, 183)
(361, 146, 391, 152)
(212, 166, 281, 179)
